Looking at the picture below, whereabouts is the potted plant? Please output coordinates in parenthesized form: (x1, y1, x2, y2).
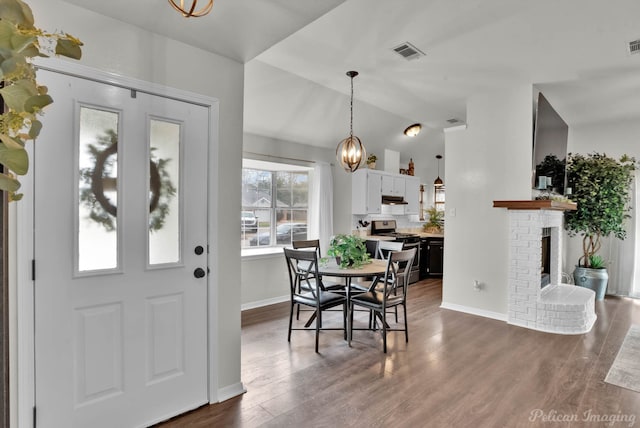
(423, 206, 443, 233)
(366, 154, 377, 169)
(564, 152, 636, 300)
(327, 234, 371, 268)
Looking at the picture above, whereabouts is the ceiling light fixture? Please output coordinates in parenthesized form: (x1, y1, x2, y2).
(434, 155, 444, 187)
(168, 0, 214, 18)
(404, 123, 422, 137)
(336, 71, 366, 173)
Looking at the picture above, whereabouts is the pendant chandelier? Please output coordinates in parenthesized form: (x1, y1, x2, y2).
(434, 154, 444, 186)
(336, 71, 366, 173)
(168, 0, 214, 18)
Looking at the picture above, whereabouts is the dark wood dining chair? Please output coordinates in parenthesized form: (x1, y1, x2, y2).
(349, 247, 416, 353)
(284, 248, 347, 352)
(292, 239, 340, 288)
(291, 239, 344, 321)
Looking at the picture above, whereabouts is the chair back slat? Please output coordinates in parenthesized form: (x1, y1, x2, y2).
(292, 239, 322, 258)
(376, 241, 404, 260)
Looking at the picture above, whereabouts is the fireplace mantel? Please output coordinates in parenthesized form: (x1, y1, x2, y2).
(493, 200, 577, 211)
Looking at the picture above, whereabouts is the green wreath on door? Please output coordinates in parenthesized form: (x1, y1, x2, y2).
(79, 129, 176, 232)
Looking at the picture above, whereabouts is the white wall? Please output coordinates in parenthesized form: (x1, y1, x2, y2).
(442, 86, 532, 317)
(241, 133, 352, 306)
(13, 1, 245, 421)
(565, 119, 640, 276)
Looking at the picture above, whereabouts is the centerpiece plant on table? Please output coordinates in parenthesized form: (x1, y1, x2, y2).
(327, 234, 371, 268)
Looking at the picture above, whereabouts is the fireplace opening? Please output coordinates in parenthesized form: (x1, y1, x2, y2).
(541, 227, 551, 287)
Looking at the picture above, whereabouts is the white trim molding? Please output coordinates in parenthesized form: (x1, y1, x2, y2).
(440, 301, 507, 322)
(216, 382, 247, 403)
(241, 295, 289, 311)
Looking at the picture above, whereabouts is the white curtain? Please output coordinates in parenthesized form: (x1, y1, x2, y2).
(607, 171, 637, 297)
(308, 162, 334, 255)
(632, 172, 640, 298)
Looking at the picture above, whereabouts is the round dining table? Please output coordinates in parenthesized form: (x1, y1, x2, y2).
(317, 258, 388, 344)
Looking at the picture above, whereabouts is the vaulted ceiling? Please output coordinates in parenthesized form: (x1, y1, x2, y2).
(64, 0, 640, 162)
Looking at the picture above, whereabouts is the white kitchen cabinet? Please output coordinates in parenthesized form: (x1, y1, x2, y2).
(352, 169, 382, 214)
(381, 174, 406, 197)
(404, 176, 420, 214)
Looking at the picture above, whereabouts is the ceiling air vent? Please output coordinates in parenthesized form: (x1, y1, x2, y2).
(446, 118, 461, 124)
(392, 42, 425, 60)
(628, 39, 640, 55)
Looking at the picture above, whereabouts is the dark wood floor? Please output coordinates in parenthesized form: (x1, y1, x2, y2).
(158, 278, 640, 427)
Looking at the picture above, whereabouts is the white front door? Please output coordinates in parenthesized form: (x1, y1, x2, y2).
(33, 70, 209, 427)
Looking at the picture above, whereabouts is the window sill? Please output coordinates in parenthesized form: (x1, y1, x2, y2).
(241, 247, 284, 260)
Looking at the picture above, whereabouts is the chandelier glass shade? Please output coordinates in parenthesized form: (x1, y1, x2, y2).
(168, 0, 214, 18)
(336, 71, 366, 172)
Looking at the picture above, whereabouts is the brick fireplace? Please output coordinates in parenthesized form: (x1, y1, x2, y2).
(495, 200, 597, 334)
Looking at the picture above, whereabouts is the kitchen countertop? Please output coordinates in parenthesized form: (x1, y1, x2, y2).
(415, 232, 445, 238)
(354, 232, 444, 241)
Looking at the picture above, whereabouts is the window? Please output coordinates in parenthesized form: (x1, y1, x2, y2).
(241, 159, 310, 249)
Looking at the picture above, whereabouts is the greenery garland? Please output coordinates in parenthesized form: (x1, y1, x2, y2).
(79, 129, 176, 232)
(0, 0, 83, 200)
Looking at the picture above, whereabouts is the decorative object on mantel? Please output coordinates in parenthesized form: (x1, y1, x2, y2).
(534, 154, 566, 195)
(336, 71, 366, 173)
(564, 152, 636, 300)
(404, 123, 421, 137)
(366, 154, 377, 169)
(0, 0, 83, 200)
(434, 155, 444, 187)
(326, 234, 371, 268)
(168, 0, 214, 18)
(423, 206, 443, 233)
(407, 158, 414, 176)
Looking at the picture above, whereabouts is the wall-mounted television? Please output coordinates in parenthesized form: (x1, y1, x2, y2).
(532, 92, 568, 195)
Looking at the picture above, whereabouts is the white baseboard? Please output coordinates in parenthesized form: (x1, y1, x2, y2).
(440, 301, 507, 322)
(241, 295, 289, 311)
(216, 382, 247, 403)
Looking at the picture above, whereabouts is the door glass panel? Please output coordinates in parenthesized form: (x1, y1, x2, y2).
(148, 119, 180, 265)
(78, 107, 120, 272)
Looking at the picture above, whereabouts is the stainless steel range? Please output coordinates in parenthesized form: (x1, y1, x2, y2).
(370, 220, 420, 283)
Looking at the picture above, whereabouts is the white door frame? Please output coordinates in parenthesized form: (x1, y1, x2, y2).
(14, 59, 220, 427)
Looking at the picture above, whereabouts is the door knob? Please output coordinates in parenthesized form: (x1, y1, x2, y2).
(194, 245, 204, 255)
(194, 267, 206, 278)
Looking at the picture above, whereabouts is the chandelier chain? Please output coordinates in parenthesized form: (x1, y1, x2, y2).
(349, 74, 354, 138)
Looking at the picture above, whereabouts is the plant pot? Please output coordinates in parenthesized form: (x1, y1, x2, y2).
(367, 162, 376, 169)
(573, 266, 608, 301)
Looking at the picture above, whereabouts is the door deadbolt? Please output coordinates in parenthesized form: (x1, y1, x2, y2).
(194, 245, 204, 255)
